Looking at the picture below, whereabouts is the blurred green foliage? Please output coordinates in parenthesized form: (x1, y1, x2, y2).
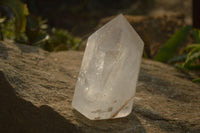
(155, 26, 192, 62)
(0, 0, 82, 51)
(156, 27, 200, 83)
(0, 18, 16, 40)
(49, 28, 81, 51)
(0, 0, 29, 34)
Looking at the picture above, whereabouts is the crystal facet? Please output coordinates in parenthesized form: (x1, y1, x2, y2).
(72, 14, 144, 120)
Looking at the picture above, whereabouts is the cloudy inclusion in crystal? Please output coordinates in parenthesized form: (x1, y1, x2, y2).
(72, 14, 144, 120)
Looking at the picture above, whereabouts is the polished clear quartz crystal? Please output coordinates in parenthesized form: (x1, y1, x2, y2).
(72, 14, 144, 120)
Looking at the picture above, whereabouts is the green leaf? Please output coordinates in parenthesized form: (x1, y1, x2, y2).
(0, 0, 29, 33)
(175, 64, 188, 71)
(182, 44, 200, 53)
(155, 25, 192, 62)
(38, 17, 48, 30)
(72, 41, 82, 50)
(33, 32, 49, 45)
(184, 51, 200, 67)
(168, 54, 187, 63)
(0, 17, 6, 23)
(193, 29, 200, 43)
(185, 65, 200, 71)
(192, 78, 200, 83)
(187, 45, 200, 57)
(1, 19, 16, 40)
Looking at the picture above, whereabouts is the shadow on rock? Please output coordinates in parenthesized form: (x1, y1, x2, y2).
(15, 43, 40, 53)
(73, 109, 146, 133)
(133, 105, 200, 133)
(138, 71, 192, 103)
(0, 42, 8, 59)
(0, 71, 80, 133)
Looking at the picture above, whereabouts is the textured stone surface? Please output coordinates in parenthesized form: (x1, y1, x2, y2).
(72, 14, 144, 120)
(0, 41, 200, 133)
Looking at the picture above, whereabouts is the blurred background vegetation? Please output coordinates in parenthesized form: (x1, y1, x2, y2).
(0, 0, 199, 82)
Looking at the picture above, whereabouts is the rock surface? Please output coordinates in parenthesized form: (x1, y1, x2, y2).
(0, 41, 200, 133)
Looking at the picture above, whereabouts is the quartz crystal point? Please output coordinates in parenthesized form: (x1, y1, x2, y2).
(72, 14, 144, 120)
